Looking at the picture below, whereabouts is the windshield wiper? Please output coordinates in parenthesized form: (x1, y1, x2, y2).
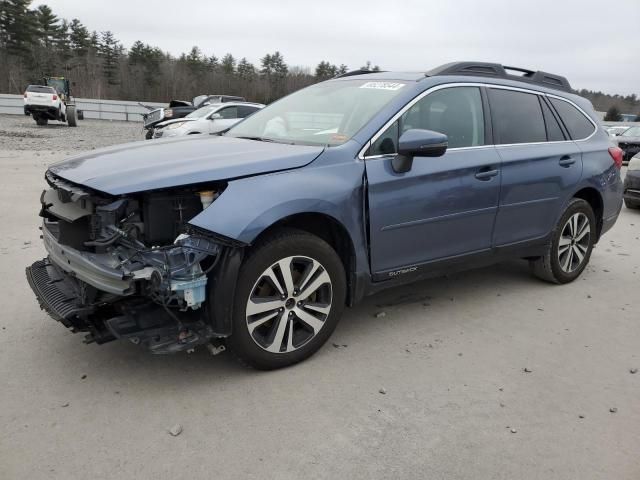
(235, 136, 277, 143)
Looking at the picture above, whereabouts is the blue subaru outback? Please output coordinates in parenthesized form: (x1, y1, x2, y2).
(27, 62, 624, 369)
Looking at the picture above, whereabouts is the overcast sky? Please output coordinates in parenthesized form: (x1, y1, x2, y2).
(37, 0, 639, 96)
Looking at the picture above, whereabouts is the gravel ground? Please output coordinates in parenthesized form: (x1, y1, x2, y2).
(0, 113, 143, 152)
(0, 113, 639, 480)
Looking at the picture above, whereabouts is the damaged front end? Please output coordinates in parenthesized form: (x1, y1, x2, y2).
(26, 171, 241, 354)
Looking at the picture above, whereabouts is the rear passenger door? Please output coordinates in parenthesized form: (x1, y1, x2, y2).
(489, 88, 582, 246)
(365, 86, 502, 276)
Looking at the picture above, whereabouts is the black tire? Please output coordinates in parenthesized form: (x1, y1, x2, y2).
(35, 117, 48, 126)
(530, 198, 596, 284)
(624, 199, 640, 210)
(145, 129, 154, 140)
(227, 229, 346, 370)
(77, 110, 84, 120)
(67, 106, 77, 127)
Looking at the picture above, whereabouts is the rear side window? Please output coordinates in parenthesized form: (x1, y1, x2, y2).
(26, 85, 55, 93)
(489, 89, 546, 144)
(540, 99, 566, 142)
(549, 98, 595, 140)
(237, 106, 259, 118)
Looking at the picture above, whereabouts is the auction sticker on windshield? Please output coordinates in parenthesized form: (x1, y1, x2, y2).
(359, 82, 405, 90)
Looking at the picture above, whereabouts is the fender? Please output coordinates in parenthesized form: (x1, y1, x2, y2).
(188, 156, 371, 274)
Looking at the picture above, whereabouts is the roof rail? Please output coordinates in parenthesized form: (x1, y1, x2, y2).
(334, 69, 386, 78)
(426, 61, 572, 92)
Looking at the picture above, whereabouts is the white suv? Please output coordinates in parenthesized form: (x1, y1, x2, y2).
(24, 85, 66, 126)
(153, 102, 264, 139)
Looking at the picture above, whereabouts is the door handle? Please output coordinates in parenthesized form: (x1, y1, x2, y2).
(559, 155, 576, 167)
(475, 168, 499, 180)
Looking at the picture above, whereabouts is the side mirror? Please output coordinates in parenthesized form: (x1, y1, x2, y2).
(392, 129, 448, 173)
(209, 113, 222, 120)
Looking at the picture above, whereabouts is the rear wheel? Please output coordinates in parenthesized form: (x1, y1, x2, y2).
(530, 198, 596, 284)
(66, 106, 77, 127)
(227, 229, 346, 370)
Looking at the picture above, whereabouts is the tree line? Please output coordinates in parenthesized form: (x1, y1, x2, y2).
(0, 0, 381, 103)
(0, 0, 637, 115)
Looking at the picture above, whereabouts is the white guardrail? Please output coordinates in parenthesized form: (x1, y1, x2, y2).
(0, 93, 165, 122)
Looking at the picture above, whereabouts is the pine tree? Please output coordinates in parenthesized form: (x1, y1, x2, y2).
(236, 57, 256, 80)
(35, 4, 63, 48)
(69, 18, 90, 56)
(604, 105, 622, 122)
(99, 30, 122, 85)
(221, 53, 236, 75)
(0, 0, 38, 55)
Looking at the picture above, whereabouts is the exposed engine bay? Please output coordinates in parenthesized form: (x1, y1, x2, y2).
(26, 171, 233, 354)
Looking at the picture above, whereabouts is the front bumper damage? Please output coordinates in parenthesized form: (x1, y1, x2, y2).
(26, 173, 243, 354)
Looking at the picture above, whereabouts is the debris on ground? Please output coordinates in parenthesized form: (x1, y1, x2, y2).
(609, 407, 618, 414)
(630, 368, 638, 374)
(168, 424, 183, 436)
(578, 415, 585, 419)
(510, 428, 517, 433)
(375, 311, 386, 318)
(60, 402, 69, 408)
(80, 374, 87, 380)
(379, 388, 387, 395)
(523, 368, 532, 373)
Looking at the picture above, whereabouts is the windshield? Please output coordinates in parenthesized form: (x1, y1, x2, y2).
(186, 105, 220, 119)
(26, 85, 55, 93)
(621, 126, 640, 137)
(227, 80, 408, 146)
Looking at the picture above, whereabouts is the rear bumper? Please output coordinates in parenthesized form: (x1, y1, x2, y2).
(25, 105, 58, 117)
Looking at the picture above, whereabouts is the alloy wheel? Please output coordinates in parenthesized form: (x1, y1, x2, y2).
(557, 212, 591, 273)
(246, 256, 333, 353)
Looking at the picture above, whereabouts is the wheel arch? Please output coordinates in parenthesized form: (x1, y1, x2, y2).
(572, 186, 604, 241)
(252, 212, 357, 305)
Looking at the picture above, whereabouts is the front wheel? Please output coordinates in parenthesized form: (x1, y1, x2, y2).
(227, 229, 346, 370)
(530, 198, 596, 284)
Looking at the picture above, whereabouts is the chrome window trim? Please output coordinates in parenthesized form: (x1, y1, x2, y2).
(358, 82, 598, 160)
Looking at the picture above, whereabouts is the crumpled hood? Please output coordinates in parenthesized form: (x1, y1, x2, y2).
(48, 135, 324, 195)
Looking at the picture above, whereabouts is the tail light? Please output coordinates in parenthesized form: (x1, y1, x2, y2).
(52, 95, 58, 100)
(608, 147, 623, 169)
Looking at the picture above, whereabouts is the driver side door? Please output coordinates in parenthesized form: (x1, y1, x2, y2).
(364, 86, 502, 278)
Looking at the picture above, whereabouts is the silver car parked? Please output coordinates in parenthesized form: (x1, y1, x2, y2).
(153, 102, 264, 139)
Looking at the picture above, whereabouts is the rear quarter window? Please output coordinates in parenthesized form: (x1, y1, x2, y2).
(549, 98, 595, 140)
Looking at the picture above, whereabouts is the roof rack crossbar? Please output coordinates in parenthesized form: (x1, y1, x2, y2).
(426, 61, 572, 92)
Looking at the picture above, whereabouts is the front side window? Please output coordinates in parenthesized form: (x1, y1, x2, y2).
(218, 106, 239, 119)
(549, 98, 595, 140)
(366, 86, 485, 156)
(227, 80, 408, 146)
(489, 89, 546, 145)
